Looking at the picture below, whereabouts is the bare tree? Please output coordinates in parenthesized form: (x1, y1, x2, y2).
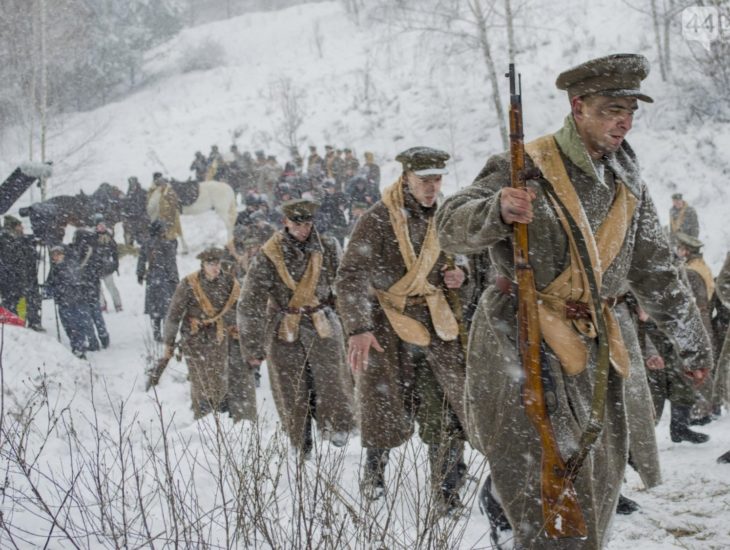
(269, 77, 306, 152)
(367, 0, 511, 149)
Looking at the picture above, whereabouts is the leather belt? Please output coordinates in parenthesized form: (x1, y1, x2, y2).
(494, 275, 626, 316)
(405, 295, 428, 307)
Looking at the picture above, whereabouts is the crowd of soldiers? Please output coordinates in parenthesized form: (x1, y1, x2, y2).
(2, 52, 730, 548)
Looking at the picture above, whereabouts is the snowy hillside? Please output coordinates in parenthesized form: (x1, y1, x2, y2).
(1, 1, 730, 548)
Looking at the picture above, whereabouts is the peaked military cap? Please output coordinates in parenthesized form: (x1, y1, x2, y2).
(4, 214, 22, 229)
(675, 232, 703, 251)
(556, 53, 653, 103)
(281, 198, 320, 223)
(50, 245, 66, 254)
(671, 192, 683, 200)
(196, 247, 226, 262)
(396, 146, 450, 176)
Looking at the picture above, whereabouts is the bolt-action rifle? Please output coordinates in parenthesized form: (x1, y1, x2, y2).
(505, 63, 587, 539)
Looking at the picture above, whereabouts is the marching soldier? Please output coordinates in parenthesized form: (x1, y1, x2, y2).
(436, 54, 713, 547)
(163, 247, 254, 421)
(238, 199, 354, 457)
(669, 192, 699, 238)
(336, 147, 470, 515)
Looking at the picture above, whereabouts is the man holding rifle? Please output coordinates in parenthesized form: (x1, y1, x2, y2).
(437, 54, 713, 548)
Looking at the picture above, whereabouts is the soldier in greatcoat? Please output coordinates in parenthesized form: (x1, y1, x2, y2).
(238, 199, 354, 457)
(164, 247, 254, 421)
(336, 147, 470, 514)
(674, 232, 718, 428)
(436, 54, 713, 548)
(669, 192, 699, 239)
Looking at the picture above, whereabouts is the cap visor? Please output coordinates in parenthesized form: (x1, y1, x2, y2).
(601, 89, 654, 103)
(413, 168, 448, 176)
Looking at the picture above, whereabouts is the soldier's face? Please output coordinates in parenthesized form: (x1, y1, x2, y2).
(203, 261, 221, 279)
(406, 172, 442, 207)
(572, 95, 638, 159)
(285, 219, 313, 242)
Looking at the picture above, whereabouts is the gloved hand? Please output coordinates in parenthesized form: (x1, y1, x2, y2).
(137, 275, 144, 285)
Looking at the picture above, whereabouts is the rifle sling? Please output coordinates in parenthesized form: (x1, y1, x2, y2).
(538, 180, 611, 480)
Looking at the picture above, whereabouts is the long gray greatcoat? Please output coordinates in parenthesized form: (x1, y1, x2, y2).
(237, 229, 354, 449)
(164, 270, 247, 419)
(436, 116, 712, 549)
(335, 184, 469, 450)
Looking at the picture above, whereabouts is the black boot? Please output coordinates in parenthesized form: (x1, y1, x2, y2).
(479, 475, 511, 547)
(361, 448, 388, 500)
(689, 415, 712, 426)
(616, 494, 640, 515)
(428, 443, 465, 516)
(717, 450, 730, 464)
(670, 404, 710, 444)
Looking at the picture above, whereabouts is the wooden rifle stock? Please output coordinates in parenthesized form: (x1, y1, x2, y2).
(505, 64, 587, 539)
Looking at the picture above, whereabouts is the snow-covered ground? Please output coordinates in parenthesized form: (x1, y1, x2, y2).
(1, 1, 729, 547)
(2, 209, 729, 547)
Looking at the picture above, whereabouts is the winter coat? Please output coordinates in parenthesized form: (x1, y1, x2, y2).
(0, 230, 37, 295)
(315, 191, 348, 241)
(137, 236, 179, 319)
(164, 270, 239, 418)
(669, 204, 699, 237)
(238, 229, 354, 448)
(435, 115, 713, 549)
(615, 302, 662, 489)
(44, 257, 86, 308)
(71, 227, 117, 294)
(364, 161, 381, 188)
(336, 183, 469, 450)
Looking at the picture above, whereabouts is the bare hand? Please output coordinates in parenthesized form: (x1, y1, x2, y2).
(441, 265, 466, 289)
(645, 355, 665, 371)
(500, 187, 536, 225)
(684, 368, 710, 387)
(348, 331, 384, 374)
(248, 358, 263, 368)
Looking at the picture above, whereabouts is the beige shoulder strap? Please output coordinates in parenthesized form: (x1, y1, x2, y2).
(261, 232, 332, 342)
(525, 136, 638, 377)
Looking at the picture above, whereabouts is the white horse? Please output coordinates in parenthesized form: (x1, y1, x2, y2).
(171, 180, 237, 254)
